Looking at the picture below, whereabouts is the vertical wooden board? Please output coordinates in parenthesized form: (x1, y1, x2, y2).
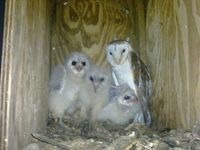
(0, 0, 50, 149)
(131, 0, 148, 63)
(146, 0, 200, 129)
(50, 0, 147, 68)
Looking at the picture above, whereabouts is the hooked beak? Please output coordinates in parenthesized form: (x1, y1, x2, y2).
(130, 98, 140, 105)
(128, 99, 136, 105)
(92, 82, 99, 93)
(75, 64, 83, 72)
(113, 55, 122, 65)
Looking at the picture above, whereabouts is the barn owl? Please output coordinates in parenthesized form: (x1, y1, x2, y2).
(98, 84, 144, 125)
(48, 52, 91, 127)
(106, 40, 152, 126)
(79, 65, 112, 123)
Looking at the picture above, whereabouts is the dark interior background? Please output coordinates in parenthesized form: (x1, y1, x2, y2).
(0, 0, 5, 67)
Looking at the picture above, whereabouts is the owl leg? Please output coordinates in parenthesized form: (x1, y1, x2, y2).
(80, 106, 90, 120)
(58, 119, 65, 128)
(66, 103, 76, 115)
(112, 71, 119, 86)
(80, 108, 92, 134)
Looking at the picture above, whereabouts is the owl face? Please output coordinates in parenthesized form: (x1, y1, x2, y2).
(117, 85, 139, 106)
(64, 52, 91, 78)
(106, 40, 133, 66)
(86, 66, 111, 93)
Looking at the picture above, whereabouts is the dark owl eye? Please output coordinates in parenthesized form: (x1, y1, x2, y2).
(72, 61, 76, 66)
(100, 77, 104, 82)
(109, 52, 113, 55)
(82, 62, 86, 66)
(89, 76, 94, 81)
(124, 95, 130, 100)
(122, 49, 126, 53)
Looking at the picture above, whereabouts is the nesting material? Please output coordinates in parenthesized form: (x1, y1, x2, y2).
(30, 117, 200, 150)
(22, 143, 41, 150)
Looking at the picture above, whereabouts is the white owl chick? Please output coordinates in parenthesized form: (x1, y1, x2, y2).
(106, 40, 152, 126)
(48, 52, 91, 126)
(98, 84, 144, 125)
(79, 65, 112, 123)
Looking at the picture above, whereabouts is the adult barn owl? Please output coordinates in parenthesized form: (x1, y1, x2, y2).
(106, 40, 152, 126)
(48, 52, 91, 127)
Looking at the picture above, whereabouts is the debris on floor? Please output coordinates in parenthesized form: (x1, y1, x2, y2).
(29, 117, 200, 150)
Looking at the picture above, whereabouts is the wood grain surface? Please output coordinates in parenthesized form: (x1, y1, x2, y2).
(0, 0, 50, 149)
(50, 0, 147, 68)
(146, 0, 200, 129)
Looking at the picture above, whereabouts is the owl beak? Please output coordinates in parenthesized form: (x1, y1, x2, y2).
(92, 82, 99, 93)
(75, 64, 83, 72)
(131, 98, 140, 104)
(114, 56, 122, 65)
(128, 99, 136, 105)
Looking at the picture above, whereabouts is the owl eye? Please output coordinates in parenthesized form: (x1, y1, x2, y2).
(122, 49, 126, 53)
(109, 52, 113, 55)
(89, 76, 94, 82)
(82, 62, 86, 66)
(124, 95, 130, 100)
(100, 77, 104, 82)
(72, 61, 76, 66)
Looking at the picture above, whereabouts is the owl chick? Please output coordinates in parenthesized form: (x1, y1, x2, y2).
(98, 84, 144, 125)
(79, 65, 112, 123)
(106, 40, 152, 126)
(48, 52, 91, 126)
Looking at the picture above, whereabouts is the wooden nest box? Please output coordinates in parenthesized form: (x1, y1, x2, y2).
(0, 0, 200, 149)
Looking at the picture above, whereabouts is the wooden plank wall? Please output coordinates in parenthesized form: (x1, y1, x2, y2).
(146, 0, 200, 129)
(50, 0, 147, 68)
(0, 0, 50, 149)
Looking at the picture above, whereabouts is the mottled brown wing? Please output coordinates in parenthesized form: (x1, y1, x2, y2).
(131, 51, 153, 126)
(131, 52, 152, 99)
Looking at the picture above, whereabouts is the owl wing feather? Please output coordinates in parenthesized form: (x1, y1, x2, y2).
(131, 51, 152, 98)
(131, 51, 153, 126)
(49, 64, 67, 92)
